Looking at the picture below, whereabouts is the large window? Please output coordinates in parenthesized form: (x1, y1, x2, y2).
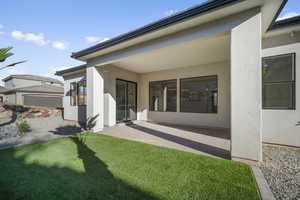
(180, 76, 218, 113)
(70, 82, 77, 106)
(70, 80, 87, 106)
(77, 80, 87, 105)
(149, 80, 177, 112)
(262, 53, 295, 109)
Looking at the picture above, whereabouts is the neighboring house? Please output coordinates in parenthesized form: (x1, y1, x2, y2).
(56, 0, 300, 162)
(0, 86, 7, 103)
(0, 75, 64, 107)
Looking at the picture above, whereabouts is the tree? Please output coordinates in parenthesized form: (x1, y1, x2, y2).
(0, 47, 26, 71)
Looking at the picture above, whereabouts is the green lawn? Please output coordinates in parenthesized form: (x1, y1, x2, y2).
(0, 133, 260, 200)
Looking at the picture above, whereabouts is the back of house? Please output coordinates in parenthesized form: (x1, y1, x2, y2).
(56, 0, 300, 162)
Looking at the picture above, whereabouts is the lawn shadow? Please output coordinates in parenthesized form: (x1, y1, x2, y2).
(0, 135, 158, 200)
(49, 125, 82, 135)
(127, 124, 230, 159)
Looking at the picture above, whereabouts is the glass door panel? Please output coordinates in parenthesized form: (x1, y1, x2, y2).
(116, 79, 137, 122)
(127, 81, 137, 121)
(116, 80, 127, 122)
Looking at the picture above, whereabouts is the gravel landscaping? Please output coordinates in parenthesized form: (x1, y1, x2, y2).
(0, 119, 22, 140)
(0, 120, 23, 140)
(260, 144, 300, 200)
(0, 117, 81, 149)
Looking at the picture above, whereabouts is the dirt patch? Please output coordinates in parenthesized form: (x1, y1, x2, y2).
(0, 103, 62, 119)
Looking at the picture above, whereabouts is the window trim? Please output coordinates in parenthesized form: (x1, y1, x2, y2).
(180, 75, 218, 114)
(262, 53, 296, 110)
(148, 79, 177, 112)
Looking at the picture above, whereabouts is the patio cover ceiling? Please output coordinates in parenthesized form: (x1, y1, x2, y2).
(109, 33, 230, 74)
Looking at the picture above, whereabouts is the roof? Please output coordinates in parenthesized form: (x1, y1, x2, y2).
(0, 86, 8, 94)
(2, 74, 63, 85)
(71, 0, 244, 59)
(62, 0, 290, 75)
(269, 15, 300, 30)
(2, 84, 64, 94)
(55, 64, 87, 76)
(71, 0, 288, 60)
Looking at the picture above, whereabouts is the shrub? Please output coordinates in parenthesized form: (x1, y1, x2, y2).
(16, 120, 31, 133)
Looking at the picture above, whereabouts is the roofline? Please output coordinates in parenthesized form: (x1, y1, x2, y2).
(71, 0, 245, 59)
(55, 64, 87, 76)
(267, 0, 288, 31)
(2, 75, 62, 84)
(269, 15, 300, 31)
(2, 89, 63, 94)
(2, 86, 64, 94)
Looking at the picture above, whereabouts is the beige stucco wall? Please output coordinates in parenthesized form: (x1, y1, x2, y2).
(230, 12, 262, 161)
(5, 94, 16, 104)
(262, 34, 300, 147)
(138, 62, 230, 128)
(102, 65, 140, 126)
(62, 72, 86, 122)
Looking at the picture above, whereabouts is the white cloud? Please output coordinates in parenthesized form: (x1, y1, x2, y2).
(277, 12, 300, 21)
(0, 24, 3, 29)
(11, 30, 24, 40)
(85, 36, 109, 43)
(164, 9, 178, 16)
(11, 30, 68, 50)
(52, 41, 67, 50)
(0, 32, 4, 35)
(11, 30, 48, 46)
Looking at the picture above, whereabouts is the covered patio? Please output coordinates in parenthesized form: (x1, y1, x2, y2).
(102, 121, 230, 159)
(81, 6, 264, 161)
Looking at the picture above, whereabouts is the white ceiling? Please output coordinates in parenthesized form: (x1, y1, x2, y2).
(114, 33, 230, 74)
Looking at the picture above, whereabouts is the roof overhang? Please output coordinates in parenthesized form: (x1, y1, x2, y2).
(55, 64, 87, 76)
(72, 0, 285, 61)
(265, 16, 300, 38)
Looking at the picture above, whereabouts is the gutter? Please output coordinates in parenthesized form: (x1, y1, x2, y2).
(55, 64, 87, 76)
(269, 15, 300, 31)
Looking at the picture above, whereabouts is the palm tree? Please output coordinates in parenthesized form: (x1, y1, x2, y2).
(0, 47, 26, 71)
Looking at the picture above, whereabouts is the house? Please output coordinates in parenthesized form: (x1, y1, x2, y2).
(0, 74, 64, 107)
(0, 86, 7, 103)
(56, 0, 300, 162)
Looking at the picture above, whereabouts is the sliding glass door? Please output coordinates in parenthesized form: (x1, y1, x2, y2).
(116, 79, 137, 122)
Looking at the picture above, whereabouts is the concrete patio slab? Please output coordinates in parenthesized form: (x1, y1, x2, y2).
(101, 121, 231, 159)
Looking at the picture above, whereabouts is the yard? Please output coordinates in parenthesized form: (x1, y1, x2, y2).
(0, 133, 260, 200)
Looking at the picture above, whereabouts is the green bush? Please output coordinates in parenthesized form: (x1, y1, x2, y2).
(16, 120, 31, 133)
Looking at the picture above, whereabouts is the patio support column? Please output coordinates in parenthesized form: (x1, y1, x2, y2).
(86, 65, 104, 132)
(230, 12, 262, 162)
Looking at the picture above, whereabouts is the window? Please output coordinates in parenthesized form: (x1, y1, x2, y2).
(70, 80, 87, 106)
(149, 80, 177, 112)
(180, 76, 218, 113)
(78, 80, 87, 105)
(70, 82, 77, 106)
(262, 53, 295, 109)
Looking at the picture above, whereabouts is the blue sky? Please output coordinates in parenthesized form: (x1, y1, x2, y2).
(0, 0, 299, 85)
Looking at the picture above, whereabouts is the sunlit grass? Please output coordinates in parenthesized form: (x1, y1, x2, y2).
(0, 133, 260, 200)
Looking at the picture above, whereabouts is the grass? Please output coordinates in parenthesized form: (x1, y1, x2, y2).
(0, 133, 260, 200)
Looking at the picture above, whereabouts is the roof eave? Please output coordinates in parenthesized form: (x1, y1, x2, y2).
(55, 64, 87, 76)
(268, 15, 300, 31)
(71, 0, 245, 60)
